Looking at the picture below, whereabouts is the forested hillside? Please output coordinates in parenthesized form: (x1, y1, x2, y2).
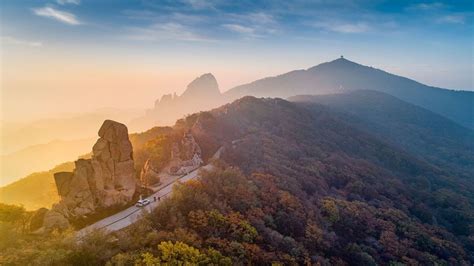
(290, 91, 474, 178)
(0, 162, 73, 210)
(1, 96, 472, 264)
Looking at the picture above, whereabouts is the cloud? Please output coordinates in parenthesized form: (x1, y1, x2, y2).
(406, 3, 467, 25)
(171, 13, 209, 24)
(243, 12, 276, 25)
(409, 2, 446, 11)
(33, 7, 81, 25)
(223, 24, 255, 34)
(437, 15, 465, 24)
(127, 22, 214, 42)
(183, 0, 216, 10)
(122, 9, 209, 24)
(57, 0, 80, 5)
(230, 12, 276, 25)
(313, 21, 370, 33)
(223, 12, 279, 38)
(1, 36, 42, 47)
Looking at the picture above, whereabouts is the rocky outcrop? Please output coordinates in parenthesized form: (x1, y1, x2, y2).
(29, 208, 48, 231)
(180, 73, 220, 99)
(167, 132, 203, 175)
(129, 73, 224, 129)
(139, 131, 204, 187)
(91, 120, 135, 207)
(42, 208, 70, 231)
(41, 120, 136, 231)
(154, 93, 177, 109)
(140, 159, 161, 186)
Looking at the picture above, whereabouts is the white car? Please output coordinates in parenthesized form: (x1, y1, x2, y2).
(135, 199, 151, 207)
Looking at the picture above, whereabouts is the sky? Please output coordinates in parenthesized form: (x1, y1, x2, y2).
(1, 0, 473, 122)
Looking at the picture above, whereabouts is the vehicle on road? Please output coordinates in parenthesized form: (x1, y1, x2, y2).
(135, 199, 151, 207)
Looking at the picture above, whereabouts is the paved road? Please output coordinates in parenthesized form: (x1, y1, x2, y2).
(76, 149, 222, 239)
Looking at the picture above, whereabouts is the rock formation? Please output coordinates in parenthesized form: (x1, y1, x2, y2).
(29, 208, 48, 231)
(139, 131, 204, 188)
(180, 73, 220, 99)
(129, 73, 224, 129)
(140, 159, 161, 186)
(167, 132, 203, 175)
(41, 120, 136, 230)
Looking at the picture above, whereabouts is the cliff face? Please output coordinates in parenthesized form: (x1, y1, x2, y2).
(41, 120, 136, 230)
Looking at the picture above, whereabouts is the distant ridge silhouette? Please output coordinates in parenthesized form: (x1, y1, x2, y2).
(224, 57, 473, 129)
(129, 73, 224, 129)
(134, 58, 473, 129)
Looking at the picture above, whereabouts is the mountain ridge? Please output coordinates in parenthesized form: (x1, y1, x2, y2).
(181, 73, 221, 99)
(130, 73, 225, 128)
(290, 90, 474, 178)
(224, 57, 473, 129)
(0, 138, 95, 186)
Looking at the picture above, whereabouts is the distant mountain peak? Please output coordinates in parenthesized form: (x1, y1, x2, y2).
(333, 56, 351, 63)
(197, 73, 216, 80)
(138, 73, 224, 127)
(308, 56, 360, 71)
(182, 73, 220, 98)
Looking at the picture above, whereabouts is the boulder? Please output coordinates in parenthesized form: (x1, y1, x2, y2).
(30, 208, 48, 231)
(43, 210, 70, 231)
(54, 172, 73, 197)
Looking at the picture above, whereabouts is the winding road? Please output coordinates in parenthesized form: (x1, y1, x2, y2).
(76, 147, 223, 239)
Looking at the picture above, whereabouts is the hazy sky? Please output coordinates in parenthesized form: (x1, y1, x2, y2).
(1, 0, 473, 121)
